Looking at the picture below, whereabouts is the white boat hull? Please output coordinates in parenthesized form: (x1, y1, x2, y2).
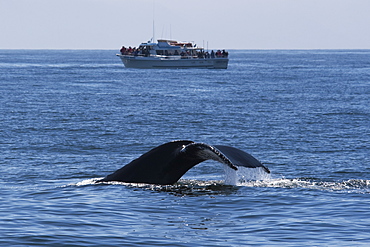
(117, 55, 228, 69)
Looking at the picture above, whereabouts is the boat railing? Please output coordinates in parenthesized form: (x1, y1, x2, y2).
(118, 53, 228, 60)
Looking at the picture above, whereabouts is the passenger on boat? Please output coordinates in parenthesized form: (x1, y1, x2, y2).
(120, 46, 126, 55)
(197, 50, 204, 58)
(143, 48, 150, 57)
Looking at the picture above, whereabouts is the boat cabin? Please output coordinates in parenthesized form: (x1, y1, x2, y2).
(138, 39, 202, 56)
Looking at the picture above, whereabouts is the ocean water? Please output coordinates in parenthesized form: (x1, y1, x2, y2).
(0, 49, 369, 246)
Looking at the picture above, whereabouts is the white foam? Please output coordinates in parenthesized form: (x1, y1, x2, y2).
(73, 178, 103, 186)
(231, 177, 370, 193)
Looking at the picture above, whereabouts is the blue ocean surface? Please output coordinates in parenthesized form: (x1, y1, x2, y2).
(0, 49, 369, 246)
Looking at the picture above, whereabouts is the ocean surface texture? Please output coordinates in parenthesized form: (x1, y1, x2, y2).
(1, 50, 369, 246)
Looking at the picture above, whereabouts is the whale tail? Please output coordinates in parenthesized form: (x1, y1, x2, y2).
(214, 145, 270, 173)
(100, 140, 270, 185)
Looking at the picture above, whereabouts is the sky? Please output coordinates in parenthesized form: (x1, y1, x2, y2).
(1, 0, 370, 50)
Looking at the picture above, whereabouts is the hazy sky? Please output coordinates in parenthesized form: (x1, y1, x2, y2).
(1, 0, 370, 49)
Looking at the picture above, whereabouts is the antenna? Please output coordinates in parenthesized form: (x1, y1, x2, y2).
(152, 19, 155, 42)
(152, 0, 155, 42)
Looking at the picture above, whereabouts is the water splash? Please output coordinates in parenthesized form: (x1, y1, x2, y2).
(239, 178, 370, 194)
(223, 165, 370, 193)
(224, 166, 272, 185)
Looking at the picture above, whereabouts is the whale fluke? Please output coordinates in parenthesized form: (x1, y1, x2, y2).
(213, 145, 270, 173)
(99, 140, 269, 185)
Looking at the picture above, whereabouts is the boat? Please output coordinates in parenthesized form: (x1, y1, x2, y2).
(116, 39, 229, 69)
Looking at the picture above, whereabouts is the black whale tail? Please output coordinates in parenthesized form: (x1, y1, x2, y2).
(99, 140, 270, 185)
(213, 145, 270, 173)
